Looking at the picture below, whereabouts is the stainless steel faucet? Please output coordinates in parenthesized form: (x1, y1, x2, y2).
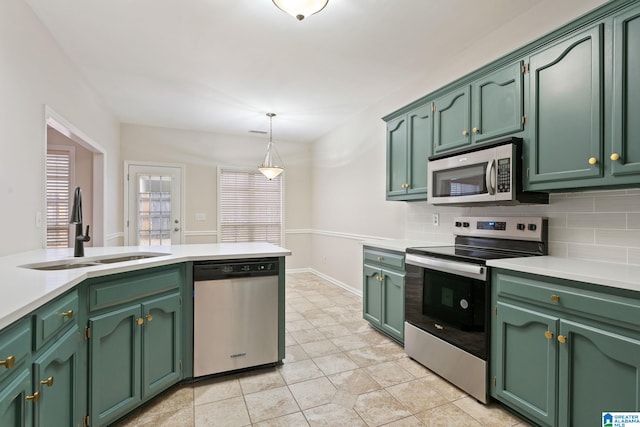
(69, 187, 91, 257)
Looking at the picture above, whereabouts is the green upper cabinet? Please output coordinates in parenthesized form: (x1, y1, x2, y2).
(433, 86, 471, 153)
(610, 4, 640, 179)
(472, 61, 524, 144)
(527, 24, 604, 188)
(386, 103, 432, 201)
(433, 61, 524, 154)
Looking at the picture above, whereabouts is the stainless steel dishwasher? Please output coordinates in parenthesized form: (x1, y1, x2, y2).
(193, 258, 279, 377)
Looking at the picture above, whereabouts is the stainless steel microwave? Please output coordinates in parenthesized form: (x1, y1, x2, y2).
(427, 137, 548, 206)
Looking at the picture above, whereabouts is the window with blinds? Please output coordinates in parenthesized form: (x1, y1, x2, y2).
(46, 148, 74, 248)
(218, 168, 283, 246)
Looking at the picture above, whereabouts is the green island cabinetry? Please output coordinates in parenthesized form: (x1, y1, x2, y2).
(433, 61, 525, 154)
(85, 264, 185, 427)
(491, 269, 640, 427)
(363, 247, 405, 343)
(385, 103, 432, 201)
(0, 290, 81, 427)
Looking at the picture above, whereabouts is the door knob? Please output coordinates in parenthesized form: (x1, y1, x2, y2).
(40, 376, 54, 387)
(588, 157, 598, 165)
(462, 130, 469, 136)
(174, 227, 180, 232)
(0, 355, 15, 369)
(544, 331, 553, 340)
(558, 335, 567, 344)
(610, 153, 620, 161)
(472, 127, 480, 134)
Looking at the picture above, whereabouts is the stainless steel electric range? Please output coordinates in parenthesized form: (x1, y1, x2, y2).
(404, 216, 547, 403)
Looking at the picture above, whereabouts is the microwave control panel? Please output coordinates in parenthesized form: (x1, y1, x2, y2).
(497, 158, 511, 193)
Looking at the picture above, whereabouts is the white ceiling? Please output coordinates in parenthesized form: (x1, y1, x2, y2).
(24, 0, 546, 142)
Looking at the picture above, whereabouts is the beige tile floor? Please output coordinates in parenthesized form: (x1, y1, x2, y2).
(112, 272, 531, 427)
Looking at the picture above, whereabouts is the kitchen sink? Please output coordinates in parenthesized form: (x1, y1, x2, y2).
(21, 252, 170, 271)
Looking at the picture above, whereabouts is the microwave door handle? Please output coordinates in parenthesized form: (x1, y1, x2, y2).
(486, 159, 495, 195)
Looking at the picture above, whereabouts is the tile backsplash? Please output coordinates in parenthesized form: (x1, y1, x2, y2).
(406, 188, 640, 266)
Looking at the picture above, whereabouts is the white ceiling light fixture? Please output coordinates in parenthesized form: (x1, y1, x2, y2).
(272, 0, 329, 21)
(258, 113, 285, 180)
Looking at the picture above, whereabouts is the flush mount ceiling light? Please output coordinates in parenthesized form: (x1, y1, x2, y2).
(272, 0, 329, 21)
(258, 113, 284, 180)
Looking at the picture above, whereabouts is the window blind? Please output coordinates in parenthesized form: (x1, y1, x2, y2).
(218, 168, 283, 246)
(46, 150, 71, 248)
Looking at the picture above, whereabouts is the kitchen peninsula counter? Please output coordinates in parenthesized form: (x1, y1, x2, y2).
(0, 243, 291, 330)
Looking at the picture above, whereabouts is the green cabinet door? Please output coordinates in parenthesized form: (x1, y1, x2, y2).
(386, 116, 409, 198)
(89, 305, 141, 427)
(558, 320, 640, 427)
(493, 302, 558, 427)
(381, 269, 405, 342)
(527, 24, 604, 188)
(141, 293, 182, 399)
(472, 61, 524, 144)
(611, 5, 640, 179)
(406, 104, 432, 198)
(33, 326, 80, 427)
(434, 86, 471, 153)
(363, 265, 382, 326)
(0, 369, 31, 427)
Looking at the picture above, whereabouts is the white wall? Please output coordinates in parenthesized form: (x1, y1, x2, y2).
(0, 0, 120, 256)
(120, 124, 312, 270)
(308, 0, 629, 294)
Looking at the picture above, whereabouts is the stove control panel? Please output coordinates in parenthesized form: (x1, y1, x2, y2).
(453, 216, 547, 242)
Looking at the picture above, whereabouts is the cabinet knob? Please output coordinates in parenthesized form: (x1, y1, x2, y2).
(40, 376, 54, 387)
(377, 256, 383, 261)
(136, 318, 144, 326)
(544, 331, 554, 340)
(472, 127, 480, 134)
(550, 294, 560, 303)
(146, 314, 153, 322)
(0, 355, 15, 369)
(610, 153, 620, 161)
(60, 309, 74, 319)
(557, 335, 567, 344)
(25, 391, 40, 403)
(402, 183, 410, 189)
(588, 157, 598, 165)
(462, 130, 469, 136)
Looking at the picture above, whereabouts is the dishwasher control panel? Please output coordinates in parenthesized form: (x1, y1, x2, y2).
(194, 258, 279, 281)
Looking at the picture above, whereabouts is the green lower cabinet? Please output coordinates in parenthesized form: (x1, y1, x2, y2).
(89, 305, 141, 426)
(558, 320, 640, 426)
(493, 302, 558, 427)
(0, 369, 31, 427)
(33, 326, 81, 427)
(362, 248, 405, 343)
(141, 293, 182, 398)
(89, 293, 182, 426)
(492, 269, 640, 427)
(363, 266, 383, 326)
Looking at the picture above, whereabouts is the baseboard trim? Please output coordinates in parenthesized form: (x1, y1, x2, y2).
(286, 268, 362, 298)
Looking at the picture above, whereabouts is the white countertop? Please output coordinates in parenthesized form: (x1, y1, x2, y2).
(487, 256, 640, 293)
(0, 243, 291, 330)
(361, 239, 450, 253)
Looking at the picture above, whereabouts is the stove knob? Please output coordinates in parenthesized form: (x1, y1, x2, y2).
(463, 222, 470, 228)
(517, 223, 526, 231)
(528, 224, 537, 231)
(455, 221, 462, 227)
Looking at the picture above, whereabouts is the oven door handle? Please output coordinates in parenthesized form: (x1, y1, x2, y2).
(406, 254, 486, 280)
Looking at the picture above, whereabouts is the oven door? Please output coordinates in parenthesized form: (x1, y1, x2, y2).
(405, 254, 489, 359)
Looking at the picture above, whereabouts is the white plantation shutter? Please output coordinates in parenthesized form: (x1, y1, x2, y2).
(46, 148, 74, 248)
(218, 168, 283, 245)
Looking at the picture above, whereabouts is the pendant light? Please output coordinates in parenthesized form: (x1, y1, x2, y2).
(272, 0, 329, 21)
(258, 113, 284, 180)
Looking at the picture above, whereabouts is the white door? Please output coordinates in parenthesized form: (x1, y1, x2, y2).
(126, 164, 183, 246)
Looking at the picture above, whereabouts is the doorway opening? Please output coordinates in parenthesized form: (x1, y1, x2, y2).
(44, 106, 105, 248)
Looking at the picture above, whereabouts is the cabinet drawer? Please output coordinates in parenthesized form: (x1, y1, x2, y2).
(33, 290, 78, 351)
(363, 248, 405, 271)
(0, 317, 31, 384)
(89, 266, 183, 312)
(495, 272, 640, 329)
